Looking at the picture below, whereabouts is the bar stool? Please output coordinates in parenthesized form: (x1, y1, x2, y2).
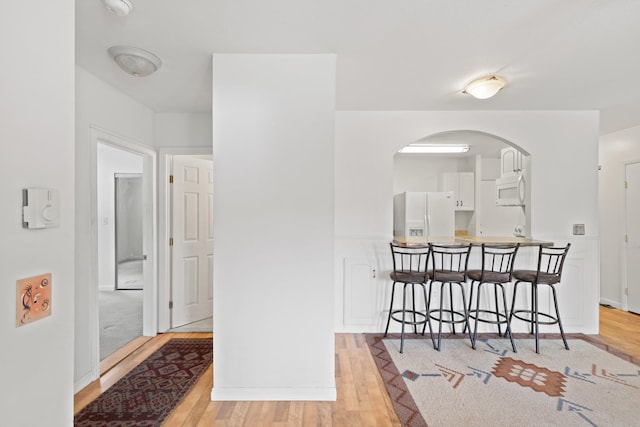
(466, 243, 520, 352)
(424, 243, 472, 351)
(509, 244, 571, 354)
(384, 243, 430, 353)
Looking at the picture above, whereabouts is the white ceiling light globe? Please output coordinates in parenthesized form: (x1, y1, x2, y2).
(102, 0, 134, 16)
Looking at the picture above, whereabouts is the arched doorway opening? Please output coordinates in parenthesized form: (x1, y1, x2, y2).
(392, 130, 531, 239)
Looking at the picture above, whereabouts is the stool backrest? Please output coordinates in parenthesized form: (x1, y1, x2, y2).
(479, 243, 520, 278)
(536, 244, 571, 279)
(390, 243, 430, 277)
(428, 243, 471, 273)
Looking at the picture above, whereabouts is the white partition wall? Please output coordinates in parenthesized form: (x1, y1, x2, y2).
(0, 1, 75, 425)
(211, 54, 336, 400)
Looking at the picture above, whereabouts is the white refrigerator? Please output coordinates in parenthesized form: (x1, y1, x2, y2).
(393, 191, 455, 241)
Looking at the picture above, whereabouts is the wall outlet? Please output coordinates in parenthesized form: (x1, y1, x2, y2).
(573, 224, 585, 235)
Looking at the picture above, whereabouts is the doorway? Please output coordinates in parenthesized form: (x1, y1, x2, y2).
(158, 148, 213, 332)
(170, 155, 214, 329)
(625, 162, 640, 314)
(97, 145, 144, 360)
(91, 127, 157, 370)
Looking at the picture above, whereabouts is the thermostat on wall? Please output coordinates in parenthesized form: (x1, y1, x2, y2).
(22, 188, 60, 229)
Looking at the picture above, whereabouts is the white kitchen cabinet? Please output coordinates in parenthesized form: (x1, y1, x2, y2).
(501, 146, 524, 178)
(441, 172, 474, 211)
(343, 258, 379, 327)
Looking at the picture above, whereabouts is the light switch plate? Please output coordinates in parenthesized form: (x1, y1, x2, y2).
(573, 224, 585, 235)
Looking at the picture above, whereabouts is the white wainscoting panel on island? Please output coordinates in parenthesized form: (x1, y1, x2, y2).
(335, 236, 599, 335)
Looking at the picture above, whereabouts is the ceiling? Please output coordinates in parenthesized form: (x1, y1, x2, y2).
(76, 0, 640, 136)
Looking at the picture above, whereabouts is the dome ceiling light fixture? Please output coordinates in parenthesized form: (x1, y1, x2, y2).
(463, 75, 507, 99)
(102, 0, 134, 16)
(108, 46, 162, 77)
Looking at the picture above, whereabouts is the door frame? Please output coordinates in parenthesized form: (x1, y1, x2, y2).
(158, 147, 213, 332)
(90, 126, 158, 372)
(623, 160, 640, 312)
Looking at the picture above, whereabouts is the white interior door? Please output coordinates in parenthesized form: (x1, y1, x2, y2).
(626, 162, 640, 314)
(171, 156, 214, 327)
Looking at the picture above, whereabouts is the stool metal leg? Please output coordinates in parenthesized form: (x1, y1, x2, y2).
(436, 282, 446, 351)
(399, 283, 408, 353)
(530, 284, 535, 335)
(421, 282, 429, 337)
(494, 285, 502, 336)
(411, 284, 418, 334)
(499, 282, 517, 352)
(464, 281, 475, 334)
(458, 281, 473, 347)
(508, 281, 519, 333)
(471, 281, 483, 349)
(425, 281, 437, 349)
(550, 284, 570, 350)
(449, 284, 456, 334)
(384, 281, 398, 337)
(534, 283, 540, 354)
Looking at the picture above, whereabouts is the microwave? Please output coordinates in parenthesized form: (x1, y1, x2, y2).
(496, 174, 526, 206)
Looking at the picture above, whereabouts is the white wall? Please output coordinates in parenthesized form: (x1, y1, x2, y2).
(75, 66, 155, 390)
(155, 113, 212, 148)
(477, 156, 523, 235)
(335, 111, 599, 239)
(0, 1, 75, 425)
(335, 111, 600, 333)
(481, 157, 502, 180)
(97, 144, 143, 290)
(599, 125, 640, 307)
(392, 156, 461, 194)
(211, 54, 336, 400)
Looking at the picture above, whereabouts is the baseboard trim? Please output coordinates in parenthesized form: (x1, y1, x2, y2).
(74, 370, 97, 394)
(210, 386, 337, 402)
(600, 298, 621, 309)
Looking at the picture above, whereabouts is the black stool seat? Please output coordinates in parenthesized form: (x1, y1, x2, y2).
(512, 270, 560, 284)
(467, 270, 510, 283)
(431, 270, 466, 283)
(391, 271, 428, 283)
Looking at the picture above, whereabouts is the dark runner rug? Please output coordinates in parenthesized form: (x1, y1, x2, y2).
(366, 333, 640, 427)
(75, 338, 213, 427)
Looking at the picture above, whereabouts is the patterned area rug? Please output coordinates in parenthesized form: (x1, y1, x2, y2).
(75, 338, 213, 427)
(366, 334, 640, 427)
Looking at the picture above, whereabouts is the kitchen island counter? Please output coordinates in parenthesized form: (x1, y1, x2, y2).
(393, 235, 553, 247)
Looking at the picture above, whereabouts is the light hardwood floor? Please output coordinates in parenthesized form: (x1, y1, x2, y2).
(75, 306, 640, 426)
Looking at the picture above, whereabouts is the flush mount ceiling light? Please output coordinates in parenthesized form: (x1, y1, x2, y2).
(463, 75, 506, 99)
(102, 0, 133, 16)
(108, 46, 162, 77)
(399, 144, 470, 154)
